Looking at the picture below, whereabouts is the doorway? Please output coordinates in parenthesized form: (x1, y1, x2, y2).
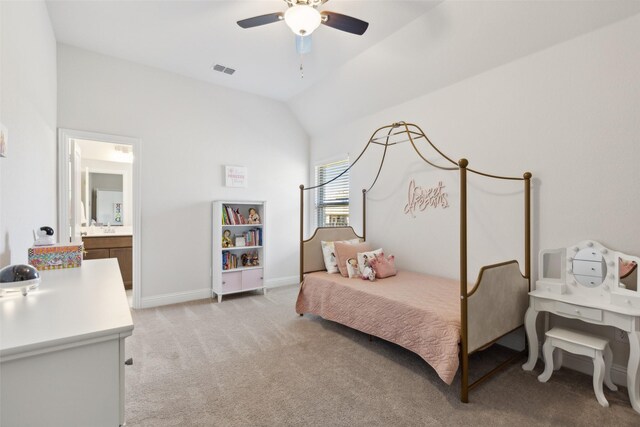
(58, 129, 141, 308)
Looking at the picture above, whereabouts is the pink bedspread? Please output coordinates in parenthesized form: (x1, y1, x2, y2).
(296, 271, 462, 384)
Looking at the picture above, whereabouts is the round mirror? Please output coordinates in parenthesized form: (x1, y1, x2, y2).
(572, 248, 607, 287)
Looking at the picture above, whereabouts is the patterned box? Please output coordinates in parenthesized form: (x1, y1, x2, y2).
(28, 243, 83, 270)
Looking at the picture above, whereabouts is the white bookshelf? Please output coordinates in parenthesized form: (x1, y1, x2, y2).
(212, 201, 266, 303)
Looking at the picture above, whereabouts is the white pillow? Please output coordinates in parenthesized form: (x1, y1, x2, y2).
(357, 248, 383, 275)
(321, 238, 360, 273)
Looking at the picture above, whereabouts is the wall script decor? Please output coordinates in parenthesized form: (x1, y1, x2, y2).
(404, 179, 449, 217)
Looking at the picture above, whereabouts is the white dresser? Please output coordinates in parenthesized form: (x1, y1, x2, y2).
(0, 259, 134, 427)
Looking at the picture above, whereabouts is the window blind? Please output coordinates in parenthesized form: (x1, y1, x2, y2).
(315, 159, 349, 227)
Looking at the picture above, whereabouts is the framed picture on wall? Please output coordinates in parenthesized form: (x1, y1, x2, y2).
(0, 123, 7, 158)
(225, 165, 247, 187)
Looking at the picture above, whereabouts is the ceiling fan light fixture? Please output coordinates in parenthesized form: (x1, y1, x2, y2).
(284, 5, 321, 36)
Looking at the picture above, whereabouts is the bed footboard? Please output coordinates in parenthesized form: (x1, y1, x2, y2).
(466, 260, 529, 353)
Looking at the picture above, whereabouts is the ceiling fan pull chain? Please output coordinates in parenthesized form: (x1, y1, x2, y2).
(300, 55, 304, 79)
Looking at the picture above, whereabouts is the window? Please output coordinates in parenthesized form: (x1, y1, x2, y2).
(315, 158, 349, 227)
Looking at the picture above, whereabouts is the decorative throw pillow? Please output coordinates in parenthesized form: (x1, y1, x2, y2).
(357, 248, 383, 276)
(334, 241, 372, 277)
(321, 238, 360, 273)
(369, 253, 397, 279)
(346, 258, 360, 279)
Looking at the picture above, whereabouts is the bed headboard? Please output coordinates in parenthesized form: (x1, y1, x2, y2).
(301, 226, 362, 277)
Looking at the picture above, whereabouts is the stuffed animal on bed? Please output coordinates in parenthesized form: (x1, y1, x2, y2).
(361, 265, 376, 281)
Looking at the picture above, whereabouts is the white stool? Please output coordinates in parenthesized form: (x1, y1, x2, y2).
(538, 327, 617, 407)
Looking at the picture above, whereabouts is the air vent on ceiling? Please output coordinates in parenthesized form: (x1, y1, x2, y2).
(212, 63, 236, 75)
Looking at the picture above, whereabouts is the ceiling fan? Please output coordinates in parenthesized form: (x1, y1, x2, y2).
(237, 0, 369, 53)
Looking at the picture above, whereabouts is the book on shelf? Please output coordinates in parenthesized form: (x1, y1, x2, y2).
(238, 228, 262, 247)
(222, 251, 238, 270)
(222, 205, 249, 225)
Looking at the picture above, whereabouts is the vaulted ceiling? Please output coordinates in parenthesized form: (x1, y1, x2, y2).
(46, 1, 640, 136)
(47, 0, 440, 101)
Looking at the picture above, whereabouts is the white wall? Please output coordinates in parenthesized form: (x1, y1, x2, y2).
(57, 45, 308, 307)
(309, 15, 640, 365)
(0, 1, 57, 266)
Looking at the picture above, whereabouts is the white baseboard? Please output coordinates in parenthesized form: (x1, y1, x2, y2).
(139, 275, 299, 309)
(140, 288, 211, 308)
(560, 352, 627, 387)
(265, 275, 298, 288)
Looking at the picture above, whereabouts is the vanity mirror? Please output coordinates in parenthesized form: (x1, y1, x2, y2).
(536, 240, 640, 305)
(572, 247, 607, 287)
(619, 257, 638, 292)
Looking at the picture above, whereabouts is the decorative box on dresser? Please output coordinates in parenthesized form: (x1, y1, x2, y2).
(83, 234, 133, 289)
(212, 201, 265, 303)
(0, 259, 134, 427)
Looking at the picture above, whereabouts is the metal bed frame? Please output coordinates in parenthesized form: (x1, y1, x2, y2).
(298, 122, 532, 402)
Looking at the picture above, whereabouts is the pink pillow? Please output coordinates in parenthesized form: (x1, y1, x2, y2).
(369, 253, 397, 279)
(334, 241, 372, 277)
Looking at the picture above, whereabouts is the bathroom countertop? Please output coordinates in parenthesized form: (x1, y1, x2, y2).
(81, 226, 133, 237)
(83, 232, 132, 237)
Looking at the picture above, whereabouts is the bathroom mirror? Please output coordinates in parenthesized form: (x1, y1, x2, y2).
(619, 257, 638, 292)
(84, 172, 124, 226)
(572, 248, 607, 287)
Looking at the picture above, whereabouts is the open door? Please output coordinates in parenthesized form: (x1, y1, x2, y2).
(70, 140, 83, 243)
(58, 128, 141, 308)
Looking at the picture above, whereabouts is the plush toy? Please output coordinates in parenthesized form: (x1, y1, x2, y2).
(361, 266, 376, 281)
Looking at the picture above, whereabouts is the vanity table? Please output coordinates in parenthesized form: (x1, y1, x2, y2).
(522, 240, 640, 413)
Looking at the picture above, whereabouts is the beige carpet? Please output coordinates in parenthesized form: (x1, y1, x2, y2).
(125, 285, 639, 426)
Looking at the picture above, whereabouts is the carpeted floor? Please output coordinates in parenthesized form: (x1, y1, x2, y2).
(125, 285, 639, 426)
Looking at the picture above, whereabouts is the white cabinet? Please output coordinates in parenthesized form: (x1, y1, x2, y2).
(0, 259, 134, 427)
(212, 201, 266, 302)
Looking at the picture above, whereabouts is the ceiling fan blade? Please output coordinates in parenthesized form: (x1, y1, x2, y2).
(321, 11, 369, 35)
(237, 12, 284, 29)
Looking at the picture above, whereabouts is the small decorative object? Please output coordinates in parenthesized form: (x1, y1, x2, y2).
(242, 251, 259, 266)
(28, 243, 83, 270)
(222, 229, 233, 248)
(0, 122, 7, 158)
(248, 207, 260, 224)
(361, 266, 376, 281)
(33, 226, 56, 246)
(114, 202, 123, 224)
(235, 235, 246, 247)
(225, 165, 247, 187)
(0, 264, 40, 296)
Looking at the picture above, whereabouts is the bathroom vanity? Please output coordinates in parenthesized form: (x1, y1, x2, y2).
(522, 240, 640, 413)
(83, 234, 133, 289)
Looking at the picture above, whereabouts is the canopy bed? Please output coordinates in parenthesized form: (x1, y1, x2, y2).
(296, 122, 532, 402)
